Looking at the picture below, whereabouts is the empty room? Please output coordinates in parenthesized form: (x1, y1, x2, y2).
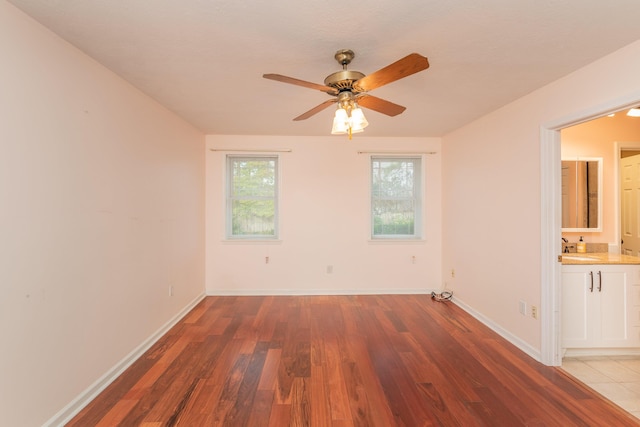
(3, 1, 640, 425)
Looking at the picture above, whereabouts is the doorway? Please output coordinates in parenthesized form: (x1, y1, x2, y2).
(619, 148, 640, 256)
(542, 107, 640, 420)
(541, 100, 640, 367)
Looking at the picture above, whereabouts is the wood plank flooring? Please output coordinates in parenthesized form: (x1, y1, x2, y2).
(67, 295, 640, 426)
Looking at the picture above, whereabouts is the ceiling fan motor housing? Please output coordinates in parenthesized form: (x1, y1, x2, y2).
(324, 49, 365, 93)
(323, 70, 365, 92)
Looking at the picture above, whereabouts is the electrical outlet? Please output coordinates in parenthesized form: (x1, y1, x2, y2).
(531, 305, 538, 319)
(451, 269, 455, 278)
(327, 265, 333, 274)
(169, 285, 174, 297)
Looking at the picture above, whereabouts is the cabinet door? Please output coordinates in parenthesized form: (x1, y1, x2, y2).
(626, 273, 640, 345)
(599, 269, 628, 346)
(561, 269, 591, 347)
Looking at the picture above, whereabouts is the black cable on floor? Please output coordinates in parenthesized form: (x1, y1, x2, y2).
(431, 290, 453, 302)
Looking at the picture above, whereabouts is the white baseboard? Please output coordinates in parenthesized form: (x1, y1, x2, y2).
(563, 348, 640, 358)
(207, 288, 434, 296)
(453, 296, 542, 362)
(44, 293, 206, 427)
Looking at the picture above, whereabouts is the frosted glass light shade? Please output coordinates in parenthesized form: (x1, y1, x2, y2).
(331, 108, 350, 134)
(350, 107, 368, 131)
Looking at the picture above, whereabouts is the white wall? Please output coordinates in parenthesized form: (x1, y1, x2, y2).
(0, 2, 205, 426)
(442, 40, 640, 356)
(206, 135, 442, 295)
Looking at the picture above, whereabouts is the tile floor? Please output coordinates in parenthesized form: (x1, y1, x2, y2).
(562, 356, 640, 419)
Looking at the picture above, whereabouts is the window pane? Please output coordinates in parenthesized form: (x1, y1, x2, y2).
(372, 160, 414, 198)
(227, 156, 278, 238)
(371, 157, 421, 238)
(231, 159, 276, 197)
(372, 199, 415, 235)
(231, 199, 275, 236)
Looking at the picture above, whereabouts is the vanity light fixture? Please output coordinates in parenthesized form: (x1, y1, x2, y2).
(627, 106, 640, 117)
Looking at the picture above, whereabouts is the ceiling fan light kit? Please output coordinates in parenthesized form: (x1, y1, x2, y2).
(330, 90, 369, 139)
(263, 49, 429, 138)
(331, 104, 368, 139)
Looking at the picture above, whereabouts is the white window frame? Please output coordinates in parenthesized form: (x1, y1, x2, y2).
(226, 155, 279, 240)
(370, 156, 423, 240)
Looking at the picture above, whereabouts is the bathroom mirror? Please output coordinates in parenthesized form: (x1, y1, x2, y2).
(562, 157, 602, 231)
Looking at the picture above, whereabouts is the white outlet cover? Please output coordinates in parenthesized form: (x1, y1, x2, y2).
(519, 300, 526, 315)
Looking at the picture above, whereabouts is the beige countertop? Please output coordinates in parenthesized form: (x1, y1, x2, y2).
(561, 252, 640, 265)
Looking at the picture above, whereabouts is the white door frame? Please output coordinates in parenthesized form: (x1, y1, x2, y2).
(540, 95, 640, 366)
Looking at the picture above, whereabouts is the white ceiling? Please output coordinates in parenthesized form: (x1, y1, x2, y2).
(8, 0, 640, 137)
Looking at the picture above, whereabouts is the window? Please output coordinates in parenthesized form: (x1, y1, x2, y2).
(371, 156, 422, 239)
(227, 155, 278, 239)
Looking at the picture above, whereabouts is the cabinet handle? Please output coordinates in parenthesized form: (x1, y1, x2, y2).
(589, 271, 594, 292)
(597, 270, 602, 292)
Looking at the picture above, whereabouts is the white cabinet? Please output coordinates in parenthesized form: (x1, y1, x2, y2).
(562, 264, 640, 349)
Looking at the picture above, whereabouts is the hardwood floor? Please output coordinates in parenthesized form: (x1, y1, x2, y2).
(68, 295, 640, 426)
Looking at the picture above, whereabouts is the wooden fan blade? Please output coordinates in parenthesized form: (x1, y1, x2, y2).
(353, 53, 429, 92)
(263, 74, 338, 95)
(293, 99, 337, 121)
(356, 95, 406, 117)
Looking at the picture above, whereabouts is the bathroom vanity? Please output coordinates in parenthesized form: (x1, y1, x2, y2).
(561, 253, 640, 355)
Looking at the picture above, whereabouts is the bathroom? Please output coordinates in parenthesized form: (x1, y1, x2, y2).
(560, 107, 640, 417)
(561, 108, 640, 255)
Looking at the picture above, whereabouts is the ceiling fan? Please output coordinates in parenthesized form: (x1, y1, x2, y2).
(263, 49, 429, 137)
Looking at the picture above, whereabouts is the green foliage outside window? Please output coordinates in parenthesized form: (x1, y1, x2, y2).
(228, 157, 277, 237)
(371, 158, 420, 238)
